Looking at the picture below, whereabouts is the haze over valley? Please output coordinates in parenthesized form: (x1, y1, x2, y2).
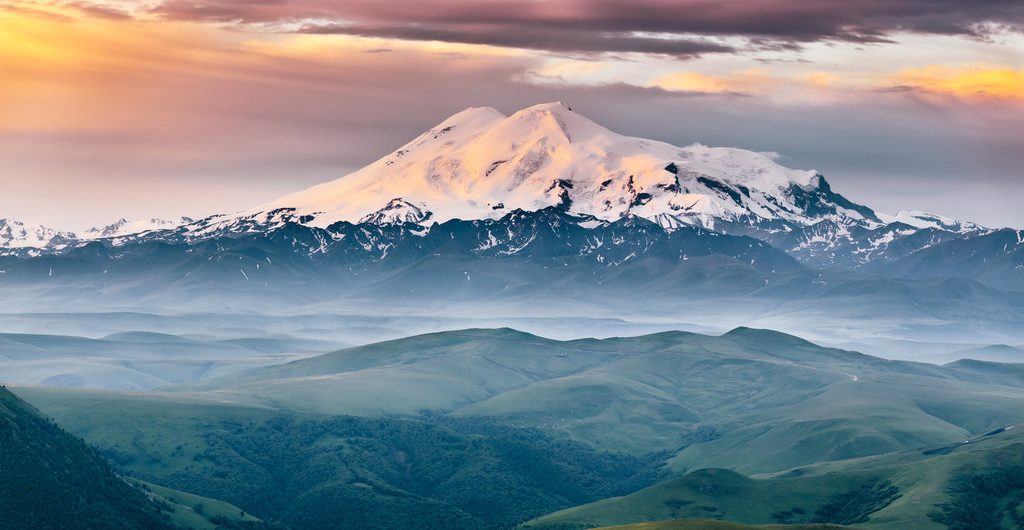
(2, 1, 1024, 528)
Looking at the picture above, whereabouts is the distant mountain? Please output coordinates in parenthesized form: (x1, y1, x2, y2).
(0, 385, 177, 529)
(0, 217, 192, 254)
(0, 103, 1018, 302)
(99, 102, 994, 269)
(245, 102, 863, 230)
(0, 330, 341, 390)
(880, 210, 985, 233)
(0, 207, 806, 308)
(0, 218, 75, 250)
(875, 227, 1024, 289)
(81, 217, 194, 239)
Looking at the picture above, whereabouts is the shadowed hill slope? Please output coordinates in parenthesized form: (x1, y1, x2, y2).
(0, 385, 178, 530)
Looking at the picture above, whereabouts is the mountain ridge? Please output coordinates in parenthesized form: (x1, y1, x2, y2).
(0, 102, 1019, 297)
(1, 103, 991, 250)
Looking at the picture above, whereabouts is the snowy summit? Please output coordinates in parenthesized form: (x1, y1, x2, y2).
(253, 102, 864, 230)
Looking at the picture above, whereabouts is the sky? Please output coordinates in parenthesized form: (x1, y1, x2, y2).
(1, 0, 1022, 230)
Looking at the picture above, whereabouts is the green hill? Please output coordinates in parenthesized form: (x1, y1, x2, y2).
(596, 522, 845, 530)
(132, 480, 272, 530)
(0, 385, 178, 529)
(526, 421, 1024, 529)
(0, 385, 269, 530)
(13, 327, 1024, 529)
(12, 386, 668, 530)
(183, 327, 1024, 471)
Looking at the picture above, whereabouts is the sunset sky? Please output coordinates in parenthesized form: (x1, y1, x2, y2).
(2, 0, 1022, 229)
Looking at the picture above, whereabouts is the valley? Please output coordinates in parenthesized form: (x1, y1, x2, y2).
(2, 104, 1022, 529)
(4, 325, 1024, 528)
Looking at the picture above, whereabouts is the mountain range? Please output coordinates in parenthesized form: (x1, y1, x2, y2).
(1, 104, 1022, 345)
(3, 103, 1017, 268)
(0, 217, 193, 250)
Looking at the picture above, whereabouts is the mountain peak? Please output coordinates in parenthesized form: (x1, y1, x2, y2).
(359, 198, 432, 225)
(251, 102, 848, 231)
(436, 105, 506, 130)
(521, 101, 571, 112)
(0, 218, 74, 249)
(879, 210, 985, 233)
(82, 217, 195, 239)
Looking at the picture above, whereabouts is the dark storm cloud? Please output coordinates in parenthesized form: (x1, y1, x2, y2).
(151, 0, 1024, 56)
(297, 23, 736, 58)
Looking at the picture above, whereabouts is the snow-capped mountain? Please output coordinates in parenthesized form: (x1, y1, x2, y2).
(0, 217, 196, 254)
(0, 218, 74, 250)
(144, 101, 980, 269)
(1, 102, 1015, 293)
(247, 102, 872, 232)
(878, 210, 984, 234)
(82, 217, 195, 239)
(0, 102, 986, 255)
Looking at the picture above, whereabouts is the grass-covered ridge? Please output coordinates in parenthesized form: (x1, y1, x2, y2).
(0, 385, 180, 529)
(526, 420, 1024, 529)
(175, 326, 1024, 473)
(11, 326, 1024, 529)
(0, 385, 278, 530)
(595, 521, 847, 530)
(10, 386, 670, 530)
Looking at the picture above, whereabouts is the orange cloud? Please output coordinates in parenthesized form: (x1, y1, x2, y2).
(651, 69, 774, 95)
(805, 71, 840, 88)
(0, 5, 537, 137)
(894, 65, 1024, 100)
(0, 5, 242, 134)
(0, 2, 545, 226)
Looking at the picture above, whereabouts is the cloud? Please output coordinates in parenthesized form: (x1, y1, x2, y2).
(294, 22, 735, 58)
(892, 65, 1024, 100)
(62, 1, 133, 20)
(0, 1, 133, 21)
(651, 70, 774, 95)
(0, 1, 75, 21)
(148, 0, 1024, 57)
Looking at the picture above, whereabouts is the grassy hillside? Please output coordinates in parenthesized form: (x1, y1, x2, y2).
(525, 469, 896, 529)
(131, 480, 273, 530)
(180, 327, 1024, 471)
(14, 386, 668, 530)
(0, 385, 179, 529)
(13, 327, 1024, 529)
(527, 421, 1024, 529)
(596, 521, 846, 530)
(0, 330, 340, 390)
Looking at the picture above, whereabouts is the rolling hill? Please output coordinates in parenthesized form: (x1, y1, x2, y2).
(176, 327, 1024, 469)
(595, 522, 846, 530)
(527, 420, 1024, 529)
(0, 330, 339, 390)
(12, 326, 1024, 529)
(11, 386, 668, 530)
(0, 385, 262, 530)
